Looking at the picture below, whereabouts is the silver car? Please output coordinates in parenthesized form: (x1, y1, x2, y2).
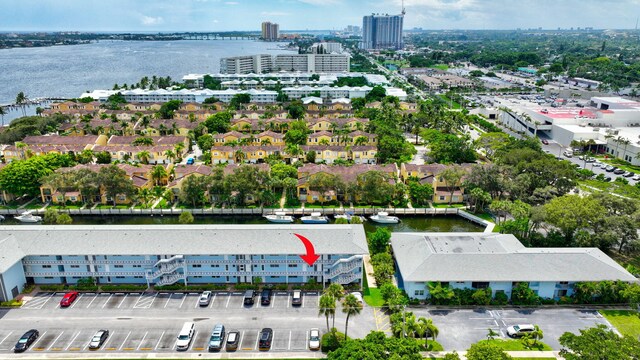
(199, 291, 212, 306)
(88, 330, 109, 350)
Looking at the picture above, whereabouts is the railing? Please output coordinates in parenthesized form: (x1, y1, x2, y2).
(154, 255, 184, 268)
(327, 262, 361, 278)
(155, 273, 186, 286)
(147, 262, 184, 280)
(185, 270, 323, 277)
(333, 273, 360, 284)
(24, 271, 146, 277)
(23, 259, 155, 266)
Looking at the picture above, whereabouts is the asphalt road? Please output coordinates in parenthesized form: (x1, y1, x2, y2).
(0, 291, 376, 356)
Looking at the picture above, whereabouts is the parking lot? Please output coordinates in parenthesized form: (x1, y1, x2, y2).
(0, 291, 376, 356)
(411, 307, 613, 350)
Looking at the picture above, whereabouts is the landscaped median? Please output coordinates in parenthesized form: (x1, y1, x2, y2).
(600, 309, 640, 338)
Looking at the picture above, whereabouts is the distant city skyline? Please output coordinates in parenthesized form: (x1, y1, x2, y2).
(1, 0, 640, 32)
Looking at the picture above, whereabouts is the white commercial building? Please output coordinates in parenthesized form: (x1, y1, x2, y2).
(392, 232, 636, 301)
(81, 88, 278, 104)
(497, 96, 640, 165)
(274, 54, 350, 73)
(311, 42, 343, 54)
(220, 54, 273, 74)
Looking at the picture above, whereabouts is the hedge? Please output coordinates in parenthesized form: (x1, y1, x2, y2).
(40, 285, 66, 292)
(321, 329, 349, 353)
(155, 284, 227, 292)
(0, 300, 23, 307)
(100, 284, 147, 292)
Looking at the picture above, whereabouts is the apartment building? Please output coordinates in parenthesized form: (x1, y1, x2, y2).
(274, 54, 350, 73)
(0, 225, 368, 301)
(261, 21, 279, 41)
(81, 89, 278, 104)
(362, 13, 404, 50)
(220, 54, 273, 74)
(392, 232, 636, 301)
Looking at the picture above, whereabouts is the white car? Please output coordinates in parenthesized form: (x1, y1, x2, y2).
(351, 292, 364, 305)
(309, 328, 321, 351)
(507, 324, 535, 338)
(199, 291, 212, 307)
(633, 174, 640, 181)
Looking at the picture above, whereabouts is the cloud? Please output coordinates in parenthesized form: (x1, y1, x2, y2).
(298, 0, 341, 5)
(140, 15, 164, 26)
(261, 11, 290, 16)
(224, 1, 239, 4)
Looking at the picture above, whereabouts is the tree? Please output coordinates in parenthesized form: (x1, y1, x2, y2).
(136, 150, 151, 165)
(0, 106, 6, 126)
(367, 227, 391, 255)
(427, 282, 455, 305)
(318, 294, 335, 333)
(180, 175, 209, 208)
(466, 342, 512, 360)
(305, 150, 316, 163)
(204, 111, 232, 133)
(98, 165, 136, 206)
(342, 294, 363, 340)
(284, 120, 310, 145)
(132, 137, 154, 146)
(511, 282, 540, 305)
(158, 100, 182, 119)
(417, 317, 439, 350)
(56, 213, 73, 225)
(365, 86, 386, 102)
(559, 325, 640, 360)
(356, 170, 395, 205)
(0, 155, 68, 197)
(43, 208, 59, 224)
(286, 100, 306, 119)
(16, 91, 28, 116)
(543, 195, 605, 242)
(95, 151, 112, 164)
(407, 181, 434, 207)
(196, 134, 214, 152)
(229, 93, 251, 110)
(225, 165, 268, 206)
(179, 211, 194, 224)
(308, 172, 338, 205)
(469, 187, 491, 213)
(440, 165, 467, 205)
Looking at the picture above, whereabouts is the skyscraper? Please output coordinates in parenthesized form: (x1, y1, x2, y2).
(361, 13, 404, 50)
(261, 21, 280, 41)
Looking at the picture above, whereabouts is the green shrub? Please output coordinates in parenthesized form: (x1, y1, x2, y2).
(40, 284, 66, 292)
(234, 284, 259, 291)
(321, 329, 348, 353)
(492, 291, 508, 305)
(0, 299, 23, 307)
(21, 284, 35, 294)
(100, 284, 147, 292)
(69, 285, 99, 292)
(273, 284, 289, 291)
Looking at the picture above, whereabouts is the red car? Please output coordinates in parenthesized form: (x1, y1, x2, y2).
(60, 291, 79, 307)
(541, 139, 549, 145)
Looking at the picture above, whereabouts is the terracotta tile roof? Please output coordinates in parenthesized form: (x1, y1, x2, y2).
(298, 163, 398, 184)
(107, 135, 187, 146)
(22, 135, 100, 146)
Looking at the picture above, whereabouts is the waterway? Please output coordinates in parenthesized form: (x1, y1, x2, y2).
(0, 39, 295, 118)
(2, 215, 483, 233)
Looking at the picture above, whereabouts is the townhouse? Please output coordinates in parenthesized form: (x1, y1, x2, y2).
(400, 163, 474, 204)
(0, 225, 368, 301)
(391, 232, 636, 301)
(3, 135, 108, 162)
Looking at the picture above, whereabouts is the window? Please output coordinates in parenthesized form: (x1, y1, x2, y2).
(70, 265, 80, 268)
(116, 276, 125, 279)
(288, 264, 297, 268)
(133, 265, 141, 268)
(472, 282, 490, 289)
(114, 265, 124, 268)
(42, 265, 52, 269)
(439, 196, 445, 201)
(270, 264, 279, 268)
(211, 264, 220, 268)
(414, 290, 424, 296)
(529, 282, 540, 287)
(193, 264, 202, 268)
(45, 276, 54, 279)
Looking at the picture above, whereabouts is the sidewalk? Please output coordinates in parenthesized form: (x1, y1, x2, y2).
(423, 351, 562, 359)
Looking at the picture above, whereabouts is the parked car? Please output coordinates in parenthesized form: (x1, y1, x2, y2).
(14, 329, 39, 353)
(632, 174, 640, 181)
(309, 328, 321, 351)
(624, 171, 635, 178)
(258, 328, 273, 351)
(586, 157, 596, 163)
(593, 162, 603, 168)
(351, 292, 364, 305)
(605, 165, 616, 172)
(291, 290, 302, 306)
(199, 291, 212, 307)
(88, 330, 109, 350)
(60, 291, 79, 307)
(507, 324, 535, 338)
(176, 322, 195, 351)
(186, 158, 195, 165)
(208, 324, 225, 352)
(261, 289, 272, 306)
(243, 290, 255, 306)
(225, 330, 240, 351)
(541, 139, 549, 145)
(614, 169, 626, 175)
(604, 176, 613, 182)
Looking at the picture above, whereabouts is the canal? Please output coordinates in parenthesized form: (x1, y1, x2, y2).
(2, 214, 484, 233)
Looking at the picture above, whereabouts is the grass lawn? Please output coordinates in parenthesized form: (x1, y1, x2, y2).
(512, 358, 557, 360)
(477, 339, 552, 351)
(363, 288, 385, 307)
(438, 95, 462, 109)
(580, 179, 640, 200)
(430, 64, 449, 71)
(432, 203, 465, 208)
(598, 158, 640, 173)
(48, 205, 82, 210)
(600, 310, 640, 338)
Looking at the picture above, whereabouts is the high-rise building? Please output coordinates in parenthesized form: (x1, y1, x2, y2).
(261, 21, 280, 41)
(220, 55, 273, 74)
(361, 13, 404, 50)
(274, 54, 350, 73)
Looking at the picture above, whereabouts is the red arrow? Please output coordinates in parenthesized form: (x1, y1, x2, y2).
(294, 233, 320, 266)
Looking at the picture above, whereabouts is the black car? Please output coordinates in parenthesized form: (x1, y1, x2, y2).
(291, 290, 302, 306)
(261, 289, 272, 306)
(258, 328, 273, 351)
(243, 290, 255, 306)
(14, 329, 39, 353)
(614, 169, 626, 175)
(604, 176, 612, 182)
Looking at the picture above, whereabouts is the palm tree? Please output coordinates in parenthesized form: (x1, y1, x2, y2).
(417, 317, 439, 350)
(151, 165, 168, 186)
(164, 149, 176, 164)
(324, 283, 344, 328)
(341, 294, 362, 340)
(35, 107, 44, 117)
(261, 138, 272, 146)
(174, 143, 185, 158)
(0, 106, 6, 126)
(234, 149, 246, 163)
(354, 136, 368, 146)
(319, 139, 330, 146)
(530, 325, 543, 346)
(15, 142, 27, 159)
(138, 188, 153, 208)
(318, 294, 335, 333)
(137, 150, 151, 164)
(15, 91, 27, 117)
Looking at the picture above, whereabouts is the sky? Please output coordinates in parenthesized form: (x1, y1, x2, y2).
(1, 0, 640, 32)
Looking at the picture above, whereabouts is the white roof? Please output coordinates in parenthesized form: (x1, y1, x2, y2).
(0, 225, 368, 272)
(391, 232, 636, 283)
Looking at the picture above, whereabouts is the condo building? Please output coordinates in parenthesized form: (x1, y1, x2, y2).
(362, 13, 404, 50)
(0, 225, 368, 301)
(261, 21, 280, 41)
(220, 55, 273, 74)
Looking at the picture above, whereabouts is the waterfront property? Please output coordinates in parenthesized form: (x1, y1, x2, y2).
(0, 225, 368, 302)
(400, 163, 474, 204)
(391, 232, 637, 300)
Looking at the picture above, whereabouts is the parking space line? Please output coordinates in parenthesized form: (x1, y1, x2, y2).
(47, 331, 65, 351)
(210, 293, 217, 308)
(30, 331, 48, 350)
(271, 295, 276, 308)
(65, 331, 81, 351)
(102, 331, 117, 351)
(288, 331, 292, 350)
(101, 294, 113, 309)
(254, 331, 260, 351)
(179, 294, 187, 308)
(69, 294, 84, 309)
(154, 331, 165, 350)
(86, 294, 98, 308)
(239, 331, 245, 350)
(137, 332, 148, 351)
(226, 294, 231, 308)
(194, 295, 200, 308)
(305, 330, 309, 350)
(0, 331, 13, 348)
(118, 331, 131, 351)
(117, 294, 128, 309)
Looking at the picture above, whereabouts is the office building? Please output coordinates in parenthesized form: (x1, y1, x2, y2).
(362, 13, 404, 50)
(274, 54, 350, 73)
(0, 225, 368, 301)
(220, 54, 273, 74)
(261, 21, 280, 41)
(391, 232, 636, 300)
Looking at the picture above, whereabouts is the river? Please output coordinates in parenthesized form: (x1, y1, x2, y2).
(0, 39, 295, 118)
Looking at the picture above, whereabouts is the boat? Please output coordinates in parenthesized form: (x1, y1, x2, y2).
(369, 211, 401, 224)
(300, 212, 329, 224)
(334, 211, 366, 223)
(264, 211, 294, 224)
(14, 211, 42, 223)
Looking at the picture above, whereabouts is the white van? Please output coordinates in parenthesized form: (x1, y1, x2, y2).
(176, 322, 195, 351)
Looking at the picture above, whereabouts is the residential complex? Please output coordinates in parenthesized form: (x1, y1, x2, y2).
(391, 232, 636, 300)
(0, 225, 368, 301)
(310, 42, 343, 54)
(362, 13, 404, 50)
(219, 54, 273, 74)
(261, 21, 279, 41)
(183, 72, 390, 88)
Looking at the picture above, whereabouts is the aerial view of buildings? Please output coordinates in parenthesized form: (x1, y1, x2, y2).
(0, 0, 639, 359)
